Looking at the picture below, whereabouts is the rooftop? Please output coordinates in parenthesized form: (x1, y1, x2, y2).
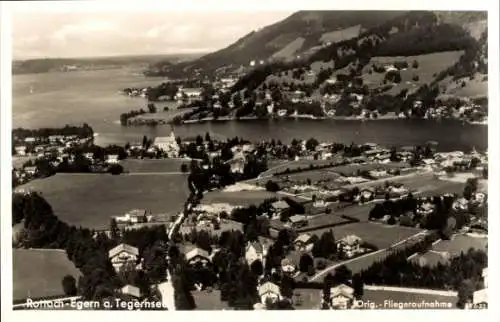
(121, 284, 141, 298)
(108, 243, 139, 258)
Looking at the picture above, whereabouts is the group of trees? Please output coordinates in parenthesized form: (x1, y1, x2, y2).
(119, 109, 147, 126)
(13, 192, 122, 300)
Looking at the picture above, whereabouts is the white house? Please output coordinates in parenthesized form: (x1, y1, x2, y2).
(281, 258, 296, 274)
(360, 188, 375, 201)
(337, 235, 363, 258)
(121, 284, 141, 299)
(330, 284, 354, 309)
(325, 77, 337, 84)
(245, 241, 266, 266)
(452, 198, 469, 211)
(23, 166, 37, 175)
(258, 282, 282, 304)
(227, 152, 246, 174)
(115, 209, 150, 224)
(175, 87, 203, 101)
(106, 154, 119, 164)
(109, 243, 139, 272)
(277, 109, 288, 117)
(15, 146, 27, 155)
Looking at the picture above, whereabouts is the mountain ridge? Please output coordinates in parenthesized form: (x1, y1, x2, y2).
(147, 10, 486, 79)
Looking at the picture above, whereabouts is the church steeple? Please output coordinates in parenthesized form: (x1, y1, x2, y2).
(170, 125, 175, 139)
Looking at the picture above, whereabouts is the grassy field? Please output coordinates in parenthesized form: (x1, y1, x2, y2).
(309, 221, 423, 249)
(13, 249, 82, 302)
(331, 204, 374, 222)
(121, 158, 189, 173)
(298, 214, 355, 232)
(271, 37, 305, 60)
(432, 234, 487, 255)
(361, 51, 464, 96)
(327, 162, 409, 176)
(440, 73, 488, 98)
(261, 158, 343, 177)
(16, 173, 189, 229)
(192, 290, 229, 310)
(394, 174, 465, 197)
(134, 107, 195, 122)
(319, 25, 361, 43)
(201, 190, 278, 207)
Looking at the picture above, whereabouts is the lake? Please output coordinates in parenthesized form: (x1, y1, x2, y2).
(13, 69, 487, 151)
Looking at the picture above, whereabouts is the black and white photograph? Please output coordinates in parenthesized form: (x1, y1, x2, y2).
(1, 0, 497, 316)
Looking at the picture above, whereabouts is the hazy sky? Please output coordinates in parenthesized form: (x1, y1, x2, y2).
(12, 11, 293, 59)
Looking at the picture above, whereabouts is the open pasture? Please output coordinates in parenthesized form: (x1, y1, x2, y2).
(16, 173, 189, 229)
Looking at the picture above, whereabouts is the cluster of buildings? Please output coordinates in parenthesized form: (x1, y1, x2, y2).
(12, 134, 95, 185)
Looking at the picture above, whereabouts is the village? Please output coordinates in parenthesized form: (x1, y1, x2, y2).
(12, 122, 488, 311)
(120, 59, 488, 127)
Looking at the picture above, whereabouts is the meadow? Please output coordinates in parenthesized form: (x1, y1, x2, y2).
(16, 173, 189, 230)
(361, 50, 464, 95)
(432, 234, 487, 255)
(201, 190, 278, 207)
(121, 158, 189, 173)
(309, 221, 423, 249)
(13, 249, 82, 302)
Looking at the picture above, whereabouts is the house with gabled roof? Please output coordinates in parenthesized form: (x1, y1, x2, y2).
(185, 247, 211, 267)
(294, 233, 315, 251)
(108, 243, 139, 272)
(271, 200, 290, 215)
(258, 281, 282, 304)
(245, 241, 266, 266)
(330, 284, 354, 309)
(120, 284, 141, 299)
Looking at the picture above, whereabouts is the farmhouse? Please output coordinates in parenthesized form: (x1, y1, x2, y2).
(417, 202, 434, 216)
(109, 243, 139, 272)
(258, 282, 282, 304)
(330, 284, 355, 309)
(227, 153, 246, 174)
(185, 247, 211, 267)
(360, 188, 375, 201)
(337, 235, 363, 258)
(106, 154, 119, 164)
(294, 233, 315, 251)
(290, 90, 306, 103)
(120, 284, 141, 300)
(245, 241, 266, 266)
(289, 215, 308, 228)
(452, 198, 469, 211)
(271, 200, 291, 217)
(175, 87, 203, 101)
(24, 166, 37, 175)
(281, 257, 296, 274)
(15, 146, 27, 155)
(115, 209, 150, 224)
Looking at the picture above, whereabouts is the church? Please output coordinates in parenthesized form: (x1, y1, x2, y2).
(153, 127, 180, 158)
